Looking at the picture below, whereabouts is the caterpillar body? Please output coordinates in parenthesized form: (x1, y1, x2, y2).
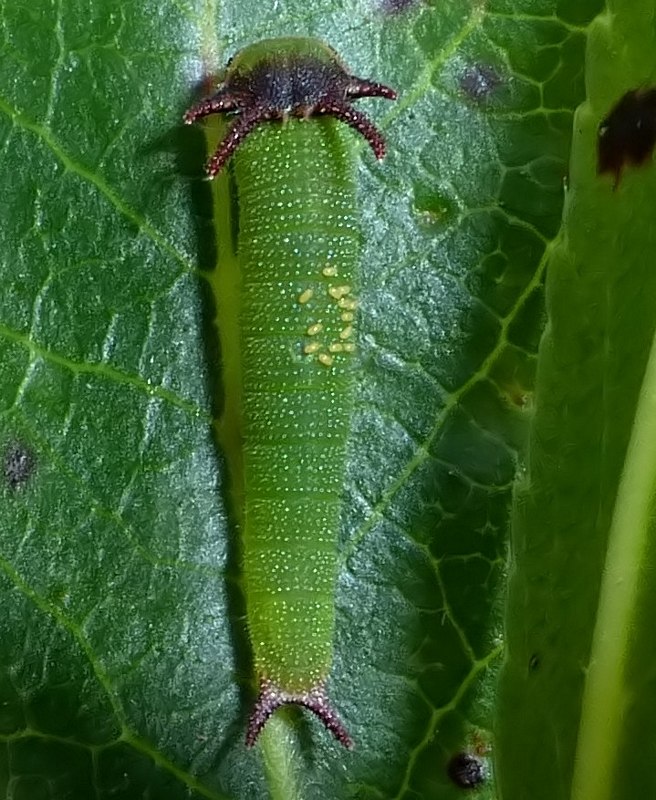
(184, 37, 395, 747)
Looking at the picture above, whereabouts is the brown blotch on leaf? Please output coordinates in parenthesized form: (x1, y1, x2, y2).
(598, 87, 656, 188)
(3, 441, 36, 491)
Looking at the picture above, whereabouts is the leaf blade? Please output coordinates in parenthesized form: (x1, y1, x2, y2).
(498, 1, 656, 797)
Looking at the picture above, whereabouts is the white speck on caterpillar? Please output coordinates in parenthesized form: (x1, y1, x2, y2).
(328, 342, 345, 353)
(322, 265, 338, 277)
(307, 322, 323, 336)
(318, 352, 334, 367)
(337, 297, 357, 310)
(328, 285, 351, 300)
(339, 326, 354, 340)
(298, 288, 314, 304)
(340, 311, 354, 322)
(303, 342, 321, 355)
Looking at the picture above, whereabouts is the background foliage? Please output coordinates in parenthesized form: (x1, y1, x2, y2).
(3, 0, 644, 798)
(498, 2, 656, 799)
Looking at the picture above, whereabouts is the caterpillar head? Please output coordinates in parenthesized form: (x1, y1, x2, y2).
(184, 37, 396, 177)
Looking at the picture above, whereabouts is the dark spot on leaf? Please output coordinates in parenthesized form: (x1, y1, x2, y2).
(460, 64, 501, 102)
(503, 382, 532, 409)
(448, 752, 488, 789)
(529, 653, 541, 672)
(379, 0, 421, 14)
(3, 441, 36, 490)
(598, 88, 656, 188)
(413, 183, 458, 229)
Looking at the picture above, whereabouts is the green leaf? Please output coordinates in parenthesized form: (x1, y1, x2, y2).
(497, 2, 656, 799)
(0, 1, 596, 798)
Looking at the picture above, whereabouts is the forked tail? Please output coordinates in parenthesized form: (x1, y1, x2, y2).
(246, 678, 353, 748)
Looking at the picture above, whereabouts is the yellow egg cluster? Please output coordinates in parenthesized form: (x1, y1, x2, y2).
(297, 265, 358, 367)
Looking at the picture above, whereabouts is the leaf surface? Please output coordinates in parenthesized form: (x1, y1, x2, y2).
(497, 1, 656, 799)
(0, 1, 596, 798)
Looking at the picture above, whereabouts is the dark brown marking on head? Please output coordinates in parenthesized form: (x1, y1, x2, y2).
(184, 39, 396, 178)
(246, 678, 352, 748)
(3, 441, 36, 491)
(598, 88, 656, 188)
(447, 752, 488, 789)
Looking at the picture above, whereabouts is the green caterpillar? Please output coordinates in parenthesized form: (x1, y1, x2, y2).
(184, 37, 395, 747)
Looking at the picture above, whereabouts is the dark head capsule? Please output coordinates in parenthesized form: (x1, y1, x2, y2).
(184, 37, 396, 177)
